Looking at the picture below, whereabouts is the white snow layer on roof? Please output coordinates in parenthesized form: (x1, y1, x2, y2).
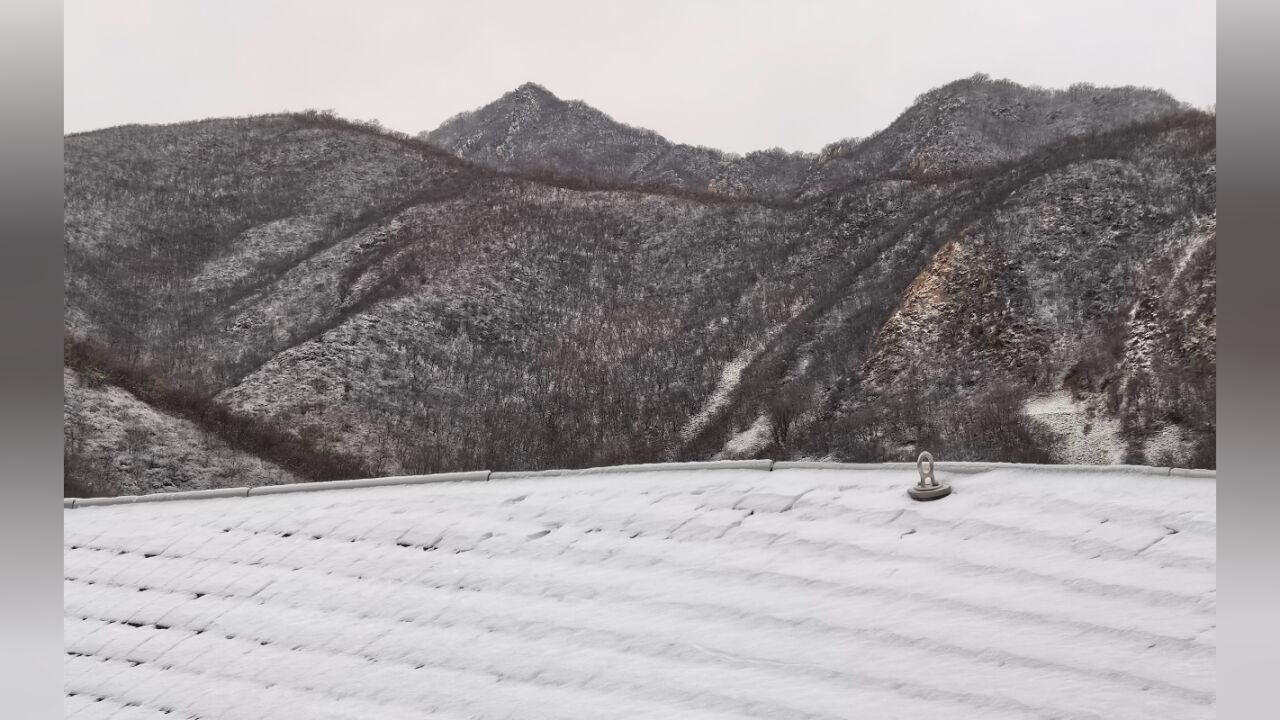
(63, 466, 1215, 720)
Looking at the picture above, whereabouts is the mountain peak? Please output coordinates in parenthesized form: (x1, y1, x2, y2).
(801, 74, 1191, 184)
(506, 81, 561, 106)
(911, 73, 1182, 111)
(512, 81, 556, 96)
(425, 80, 682, 180)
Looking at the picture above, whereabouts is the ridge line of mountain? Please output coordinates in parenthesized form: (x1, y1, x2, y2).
(425, 74, 1192, 201)
(68, 74, 1200, 209)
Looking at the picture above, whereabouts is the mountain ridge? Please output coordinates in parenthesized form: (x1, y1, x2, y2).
(425, 74, 1188, 201)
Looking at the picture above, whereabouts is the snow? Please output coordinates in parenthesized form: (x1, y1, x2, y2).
(1144, 424, 1190, 467)
(680, 344, 763, 443)
(715, 413, 773, 459)
(1171, 224, 1215, 282)
(65, 465, 1215, 719)
(1024, 391, 1125, 464)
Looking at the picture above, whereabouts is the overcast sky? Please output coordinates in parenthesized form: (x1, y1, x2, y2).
(64, 0, 1216, 154)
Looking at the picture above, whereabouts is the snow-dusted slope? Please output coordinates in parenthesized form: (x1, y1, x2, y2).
(64, 465, 1214, 719)
(63, 368, 299, 497)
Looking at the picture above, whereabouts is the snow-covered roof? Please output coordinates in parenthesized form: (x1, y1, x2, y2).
(64, 462, 1215, 720)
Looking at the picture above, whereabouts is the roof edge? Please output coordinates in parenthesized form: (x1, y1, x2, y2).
(247, 470, 491, 497)
(774, 461, 1216, 478)
(490, 459, 773, 480)
(63, 459, 1215, 509)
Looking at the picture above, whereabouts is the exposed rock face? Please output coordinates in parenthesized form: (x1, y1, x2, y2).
(855, 139, 1216, 467)
(63, 77, 1215, 496)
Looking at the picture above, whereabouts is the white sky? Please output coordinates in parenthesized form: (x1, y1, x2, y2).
(64, 0, 1216, 154)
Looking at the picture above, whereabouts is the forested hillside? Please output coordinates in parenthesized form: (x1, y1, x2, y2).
(64, 75, 1216, 496)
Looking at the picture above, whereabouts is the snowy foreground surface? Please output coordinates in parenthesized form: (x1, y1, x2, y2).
(64, 466, 1215, 720)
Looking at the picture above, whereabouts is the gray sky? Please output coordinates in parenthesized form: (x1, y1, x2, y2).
(65, 0, 1216, 154)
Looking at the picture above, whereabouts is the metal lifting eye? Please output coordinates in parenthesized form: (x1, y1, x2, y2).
(909, 451, 951, 501)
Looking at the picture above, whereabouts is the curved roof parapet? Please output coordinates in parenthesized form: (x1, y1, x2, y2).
(490, 459, 774, 480)
(775, 460, 1216, 477)
(246, 470, 491, 496)
(63, 460, 1215, 509)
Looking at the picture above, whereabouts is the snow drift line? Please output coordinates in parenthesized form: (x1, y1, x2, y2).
(64, 459, 1214, 509)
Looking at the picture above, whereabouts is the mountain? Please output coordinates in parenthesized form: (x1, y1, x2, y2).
(423, 82, 812, 200)
(797, 74, 1187, 197)
(426, 75, 1187, 201)
(63, 77, 1216, 496)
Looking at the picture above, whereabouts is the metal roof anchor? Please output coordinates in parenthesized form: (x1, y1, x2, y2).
(909, 451, 951, 501)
